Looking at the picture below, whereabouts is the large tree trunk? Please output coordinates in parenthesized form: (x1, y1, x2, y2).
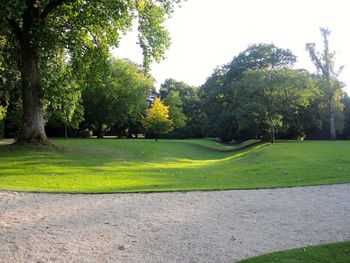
(18, 44, 50, 145)
(8, 0, 67, 146)
(329, 101, 337, 140)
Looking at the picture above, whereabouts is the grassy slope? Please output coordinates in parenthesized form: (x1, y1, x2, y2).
(0, 139, 349, 193)
(237, 241, 350, 263)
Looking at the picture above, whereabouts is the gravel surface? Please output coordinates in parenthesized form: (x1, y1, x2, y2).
(1, 184, 350, 263)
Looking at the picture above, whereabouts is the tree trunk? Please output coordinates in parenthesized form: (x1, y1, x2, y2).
(155, 133, 158, 142)
(97, 122, 104, 138)
(329, 101, 337, 140)
(64, 124, 68, 139)
(270, 125, 275, 143)
(18, 44, 50, 145)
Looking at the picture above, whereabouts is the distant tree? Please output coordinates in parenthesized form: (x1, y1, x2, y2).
(234, 69, 317, 142)
(306, 28, 344, 140)
(160, 79, 203, 138)
(224, 43, 296, 82)
(163, 91, 186, 130)
(82, 57, 152, 138)
(200, 43, 297, 141)
(44, 49, 84, 138)
(142, 97, 173, 141)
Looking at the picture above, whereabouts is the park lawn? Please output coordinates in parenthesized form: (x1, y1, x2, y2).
(0, 139, 349, 193)
(237, 241, 350, 263)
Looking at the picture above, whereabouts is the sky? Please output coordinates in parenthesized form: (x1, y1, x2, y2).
(112, 0, 350, 94)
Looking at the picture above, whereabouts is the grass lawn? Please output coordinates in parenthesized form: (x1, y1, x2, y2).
(0, 139, 349, 193)
(237, 241, 350, 263)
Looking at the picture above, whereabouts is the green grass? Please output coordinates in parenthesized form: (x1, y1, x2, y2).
(0, 139, 349, 193)
(237, 241, 350, 263)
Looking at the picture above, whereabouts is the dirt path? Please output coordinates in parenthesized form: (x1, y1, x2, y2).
(1, 184, 350, 263)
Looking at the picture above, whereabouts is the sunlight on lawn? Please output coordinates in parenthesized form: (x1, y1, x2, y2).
(0, 139, 349, 193)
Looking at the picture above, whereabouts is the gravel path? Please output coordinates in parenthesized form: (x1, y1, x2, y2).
(1, 184, 350, 263)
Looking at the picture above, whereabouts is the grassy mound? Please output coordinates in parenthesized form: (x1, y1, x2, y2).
(0, 139, 349, 193)
(237, 241, 350, 263)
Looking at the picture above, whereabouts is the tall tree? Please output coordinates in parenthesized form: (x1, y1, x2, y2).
(234, 69, 316, 142)
(306, 28, 344, 140)
(43, 48, 84, 138)
(160, 79, 203, 138)
(142, 97, 173, 141)
(82, 57, 153, 138)
(0, 0, 180, 144)
(200, 43, 297, 141)
(224, 43, 296, 82)
(163, 91, 186, 130)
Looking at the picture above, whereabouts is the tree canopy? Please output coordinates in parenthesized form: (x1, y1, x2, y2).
(200, 43, 299, 141)
(160, 79, 203, 138)
(233, 68, 317, 142)
(0, 0, 181, 144)
(82, 57, 153, 138)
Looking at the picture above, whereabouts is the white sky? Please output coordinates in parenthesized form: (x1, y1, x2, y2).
(112, 0, 350, 94)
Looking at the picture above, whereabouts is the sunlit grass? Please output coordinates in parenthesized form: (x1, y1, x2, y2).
(0, 139, 349, 193)
(237, 241, 350, 263)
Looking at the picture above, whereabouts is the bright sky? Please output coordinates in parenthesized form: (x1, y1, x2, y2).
(112, 0, 350, 94)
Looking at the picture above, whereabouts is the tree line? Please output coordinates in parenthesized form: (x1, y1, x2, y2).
(0, 0, 348, 143)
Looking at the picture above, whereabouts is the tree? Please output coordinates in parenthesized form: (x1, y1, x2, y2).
(142, 97, 173, 141)
(163, 91, 186, 130)
(44, 49, 84, 138)
(200, 43, 297, 141)
(224, 43, 296, 82)
(82, 57, 153, 138)
(0, 0, 180, 144)
(306, 27, 344, 140)
(234, 69, 317, 142)
(160, 79, 203, 138)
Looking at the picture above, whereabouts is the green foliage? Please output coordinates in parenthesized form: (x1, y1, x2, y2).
(142, 97, 173, 139)
(163, 91, 186, 129)
(0, 0, 179, 69)
(4, 101, 22, 138)
(160, 79, 204, 138)
(224, 43, 296, 81)
(237, 241, 350, 263)
(44, 49, 84, 134)
(0, 0, 180, 142)
(234, 68, 317, 141)
(0, 34, 21, 109)
(0, 140, 350, 192)
(200, 43, 298, 141)
(82, 57, 153, 137)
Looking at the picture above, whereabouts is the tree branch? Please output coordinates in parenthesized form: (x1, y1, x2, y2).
(40, 0, 66, 20)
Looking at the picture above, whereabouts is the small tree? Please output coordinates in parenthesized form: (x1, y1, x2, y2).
(142, 98, 173, 141)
